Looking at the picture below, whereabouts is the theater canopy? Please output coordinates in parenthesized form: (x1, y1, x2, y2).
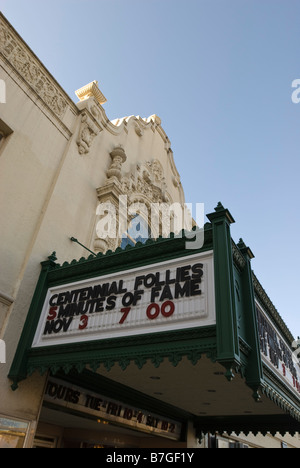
(9, 204, 300, 437)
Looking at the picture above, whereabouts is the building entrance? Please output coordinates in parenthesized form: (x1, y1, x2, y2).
(34, 374, 186, 449)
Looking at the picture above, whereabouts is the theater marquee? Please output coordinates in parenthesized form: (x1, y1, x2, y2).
(32, 251, 215, 348)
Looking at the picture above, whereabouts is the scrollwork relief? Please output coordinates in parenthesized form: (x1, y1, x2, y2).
(94, 151, 175, 254)
(0, 18, 68, 119)
(76, 111, 100, 155)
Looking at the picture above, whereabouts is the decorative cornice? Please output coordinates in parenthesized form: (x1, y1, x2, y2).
(253, 272, 294, 344)
(23, 326, 217, 387)
(262, 363, 300, 413)
(232, 240, 246, 271)
(194, 414, 300, 438)
(239, 337, 252, 357)
(262, 383, 300, 423)
(0, 13, 76, 121)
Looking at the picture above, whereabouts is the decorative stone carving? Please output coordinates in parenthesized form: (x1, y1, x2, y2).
(76, 111, 99, 155)
(94, 153, 175, 253)
(106, 146, 127, 181)
(172, 175, 181, 188)
(0, 17, 69, 119)
(114, 159, 169, 204)
(149, 114, 162, 126)
(95, 181, 125, 254)
(134, 123, 143, 137)
(90, 103, 101, 122)
(148, 160, 163, 182)
(94, 236, 117, 254)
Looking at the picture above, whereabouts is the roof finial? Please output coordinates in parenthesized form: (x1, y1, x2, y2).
(215, 202, 225, 211)
(75, 80, 107, 106)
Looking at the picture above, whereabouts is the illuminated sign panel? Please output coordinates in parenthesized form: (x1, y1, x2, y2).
(32, 251, 215, 348)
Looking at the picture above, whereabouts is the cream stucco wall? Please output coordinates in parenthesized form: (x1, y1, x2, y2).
(0, 13, 299, 449)
(0, 13, 186, 438)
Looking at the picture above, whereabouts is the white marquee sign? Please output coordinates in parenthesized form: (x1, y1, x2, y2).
(32, 251, 215, 348)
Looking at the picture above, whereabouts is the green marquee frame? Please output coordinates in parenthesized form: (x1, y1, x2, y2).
(8, 203, 300, 437)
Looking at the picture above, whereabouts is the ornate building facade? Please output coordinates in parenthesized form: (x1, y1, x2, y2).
(0, 13, 299, 448)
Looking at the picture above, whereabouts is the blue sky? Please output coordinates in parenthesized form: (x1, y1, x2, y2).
(1, 0, 300, 337)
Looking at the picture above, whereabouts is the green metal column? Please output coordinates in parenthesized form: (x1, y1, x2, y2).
(237, 239, 264, 401)
(207, 203, 241, 380)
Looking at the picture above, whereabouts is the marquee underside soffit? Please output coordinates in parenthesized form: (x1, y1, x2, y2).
(96, 356, 284, 419)
(45, 355, 300, 438)
(17, 317, 300, 436)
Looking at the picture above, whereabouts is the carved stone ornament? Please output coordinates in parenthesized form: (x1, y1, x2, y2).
(118, 159, 168, 203)
(94, 155, 173, 254)
(76, 111, 99, 155)
(106, 146, 127, 181)
(0, 16, 68, 119)
(148, 160, 163, 182)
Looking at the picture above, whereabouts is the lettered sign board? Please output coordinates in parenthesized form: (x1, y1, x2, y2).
(32, 251, 215, 348)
